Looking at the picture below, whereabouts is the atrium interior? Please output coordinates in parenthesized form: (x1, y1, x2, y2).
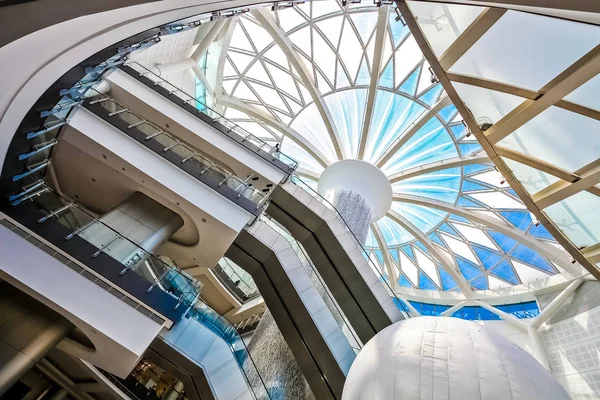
(0, 0, 599, 399)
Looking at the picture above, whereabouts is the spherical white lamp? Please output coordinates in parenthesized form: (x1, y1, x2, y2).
(343, 317, 569, 400)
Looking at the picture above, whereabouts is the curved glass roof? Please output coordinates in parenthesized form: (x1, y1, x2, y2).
(203, 1, 577, 294)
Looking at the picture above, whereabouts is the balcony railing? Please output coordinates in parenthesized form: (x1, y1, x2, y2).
(84, 95, 269, 218)
(215, 257, 260, 302)
(3, 182, 201, 322)
(121, 62, 298, 174)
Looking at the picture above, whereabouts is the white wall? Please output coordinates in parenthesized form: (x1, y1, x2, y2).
(0, 224, 163, 378)
(68, 107, 252, 232)
(540, 305, 600, 399)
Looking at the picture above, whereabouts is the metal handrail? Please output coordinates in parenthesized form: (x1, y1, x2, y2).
(124, 61, 298, 172)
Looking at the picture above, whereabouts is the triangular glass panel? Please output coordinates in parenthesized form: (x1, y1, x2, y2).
(397, 66, 420, 96)
(289, 26, 312, 56)
(246, 62, 271, 83)
(391, 249, 400, 264)
(350, 12, 378, 45)
(450, 123, 467, 139)
(500, 211, 531, 231)
(316, 16, 344, 47)
(438, 267, 458, 291)
(398, 273, 413, 288)
(374, 249, 385, 267)
(401, 245, 415, 263)
(510, 244, 555, 273)
(389, 13, 410, 47)
(488, 231, 518, 254)
(530, 224, 554, 240)
(356, 56, 370, 86)
(456, 256, 482, 280)
(464, 164, 494, 176)
(470, 275, 488, 290)
(419, 270, 438, 290)
(379, 60, 394, 89)
(457, 196, 484, 208)
(472, 246, 503, 270)
(462, 180, 490, 193)
(418, 83, 444, 106)
(336, 60, 351, 89)
(241, 19, 273, 53)
(264, 45, 289, 68)
(414, 241, 429, 256)
(459, 143, 482, 156)
(315, 68, 333, 93)
(438, 223, 458, 237)
(230, 24, 254, 52)
(428, 232, 444, 246)
(490, 260, 519, 284)
(438, 104, 458, 123)
(449, 214, 472, 224)
(233, 81, 259, 102)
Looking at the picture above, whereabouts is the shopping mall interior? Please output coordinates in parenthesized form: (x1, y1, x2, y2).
(0, 0, 599, 399)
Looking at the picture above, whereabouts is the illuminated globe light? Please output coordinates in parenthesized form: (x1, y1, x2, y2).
(318, 160, 392, 244)
(342, 317, 569, 400)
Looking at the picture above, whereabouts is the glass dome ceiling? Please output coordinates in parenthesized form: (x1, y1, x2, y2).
(204, 0, 578, 294)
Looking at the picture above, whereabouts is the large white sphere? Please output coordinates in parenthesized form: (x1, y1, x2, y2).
(343, 317, 569, 400)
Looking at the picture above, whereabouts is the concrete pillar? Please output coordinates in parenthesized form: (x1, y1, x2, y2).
(0, 319, 72, 397)
(165, 379, 185, 400)
(48, 388, 68, 400)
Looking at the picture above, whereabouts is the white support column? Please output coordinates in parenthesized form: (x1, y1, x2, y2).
(153, 57, 197, 76)
(397, 293, 421, 317)
(190, 19, 227, 62)
(527, 326, 550, 370)
(473, 300, 528, 331)
(530, 277, 584, 329)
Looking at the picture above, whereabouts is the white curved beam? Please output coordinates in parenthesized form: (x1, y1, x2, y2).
(375, 96, 452, 168)
(217, 94, 330, 168)
(190, 18, 227, 62)
(358, 6, 390, 160)
(387, 209, 474, 297)
(371, 221, 399, 290)
(392, 193, 583, 276)
(250, 8, 344, 160)
(388, 154, 490, 183)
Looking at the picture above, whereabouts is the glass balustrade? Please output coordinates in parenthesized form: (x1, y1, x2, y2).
(261, 216, 363, 355)
(88, 95, 269, 213)
(290, 175, 410, 316)
(123, 62, 298, 172)
(216, 257, 260, 301)
(17, 185, 201, 310)
(187, 300, 271, 399)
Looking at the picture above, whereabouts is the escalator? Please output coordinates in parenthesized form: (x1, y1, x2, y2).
(267, 176, 406, 345)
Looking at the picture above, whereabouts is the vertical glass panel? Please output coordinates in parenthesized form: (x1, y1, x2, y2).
(324, 89, 367, 159)
(544, 191, 600, 248)
(498, 106, 600, 172)
(289, 102, 339, 163)
(453, 82, 524, 125)
(502, 157, 560, 195)
(407, 1, 484, 57)
(564, 74, 600, 112)
(451, 11, 600, 91)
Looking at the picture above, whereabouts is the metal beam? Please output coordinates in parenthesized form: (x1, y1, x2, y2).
(439, 7, 507, 70)
(358, 6, 390, 160)
(296, 167, 321, 180)
(393, 193, 582, 276)
(485, 44, 600, 144)
(190, 19, 227, 62)
(371, 221, 399, 290)
(448, 72, 600, 121)
(251, 8, 344, 160)
(395, 0, 600, 280)
(217, 94, 330, 168)
(494, 146, 579, 182)
(375, 96, 452, 168)
(388, 154, 490, 183)
(531, 277, 584, 329)
(532, 160, 600, 208)
(387, 209, 474, 297)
